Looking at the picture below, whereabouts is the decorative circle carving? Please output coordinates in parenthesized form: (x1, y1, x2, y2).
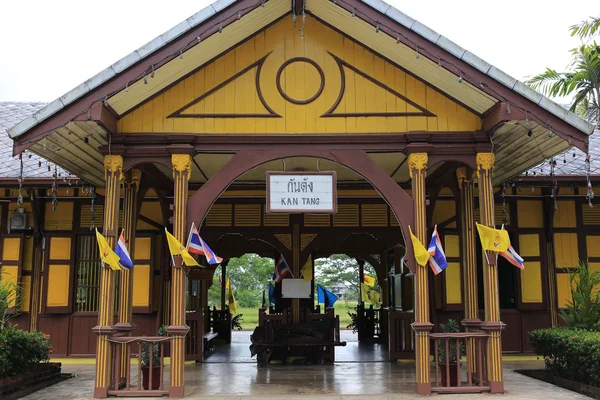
(276, 58, 325, 105)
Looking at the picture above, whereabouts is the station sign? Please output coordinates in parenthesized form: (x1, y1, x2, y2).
(266, 171, 337, 213)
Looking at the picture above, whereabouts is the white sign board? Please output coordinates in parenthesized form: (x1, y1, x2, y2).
(281, 279, 312, 299)
(266, 172, 337, 213)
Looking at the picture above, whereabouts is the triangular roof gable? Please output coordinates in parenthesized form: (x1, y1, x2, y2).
(117, 15, 481, 135)
(7, 0, 595, 185)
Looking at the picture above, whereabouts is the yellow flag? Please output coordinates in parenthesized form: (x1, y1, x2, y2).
(476, 223, 510, 253)
(228, 279, 237, 315)
(363, 275, 375, 287)
(409, 226, 430, 266)
(95, 228, 121, 271)
(361, 283, 381, 305)
(300, 256, 312, 281)
(165, 228, 200, 267)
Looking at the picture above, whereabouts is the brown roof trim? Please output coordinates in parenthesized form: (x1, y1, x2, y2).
(12, 0, 275, 156)
(332, 0, 589, 152)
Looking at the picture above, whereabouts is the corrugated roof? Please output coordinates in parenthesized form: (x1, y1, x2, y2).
(7, 0, 595, 140)
(526, 129, 600, 176)
(0, 102, 71, 179)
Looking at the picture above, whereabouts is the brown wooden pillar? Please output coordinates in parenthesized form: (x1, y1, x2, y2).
(542, 195, 559, 327)
(476, 153, 504, 393)
(168, 153, 192, 398)
(457, 167, 480, 377)
(408, 153, 433, 396)
(29, 189, 45, 332)
(93, 155, 122, 398)
(291, 218, 301, 323)
(115, 169, 141, 381)
(220, 261, 228, 311)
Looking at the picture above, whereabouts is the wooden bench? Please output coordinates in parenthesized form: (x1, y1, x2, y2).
(250, 315, 346, 366)
(203, 332, 218, 355)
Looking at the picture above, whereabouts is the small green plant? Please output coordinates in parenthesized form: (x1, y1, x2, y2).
(0, 325, 52, 378)
(437, 319, 464, 365)
(559, 262, 600, 331)
(347, 309, 358, 333)
(232, 314, 244, 331)
(529, 328, 600, 387)
(0, 269, 21, 331)
(141, 325, 167, 366)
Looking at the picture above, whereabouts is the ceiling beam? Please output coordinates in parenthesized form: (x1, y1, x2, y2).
(75, 102, 117, 135)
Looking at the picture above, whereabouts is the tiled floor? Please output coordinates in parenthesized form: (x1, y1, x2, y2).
(22, 332, 590, 399)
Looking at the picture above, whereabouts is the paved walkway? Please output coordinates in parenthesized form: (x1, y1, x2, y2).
(22, 359, 589, 399)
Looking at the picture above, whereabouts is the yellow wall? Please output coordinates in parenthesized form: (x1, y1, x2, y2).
(445, 262, 462, 304)
(432, 200, 456, 228)
(554, 201, 577, 228)
(556, 274, 572, 308)
(119, 16, 480, 135)
(554, 233, 579, 269)
(586, 236, 600, 258)
(133, 265, 151, 307)
(47, 265, 70, 307)
(2, 237, 21, 261)
(517, 200, 543, 228)
(0, 266, 19, 308)
(521, 261, 543, 303)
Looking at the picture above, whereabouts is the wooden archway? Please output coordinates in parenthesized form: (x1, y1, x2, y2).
(187, 148, 416, 271)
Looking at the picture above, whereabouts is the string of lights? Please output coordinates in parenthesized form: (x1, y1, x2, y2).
(7, 0, 594, 208)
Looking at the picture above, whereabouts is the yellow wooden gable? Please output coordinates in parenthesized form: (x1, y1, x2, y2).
(118, 15, 481, 134)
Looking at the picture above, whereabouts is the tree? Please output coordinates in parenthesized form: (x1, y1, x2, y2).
(208, 254, 275, 308)
(314, 254, 377, 302)
(570, 16, 600, 40)
(526, 43, 600, 127)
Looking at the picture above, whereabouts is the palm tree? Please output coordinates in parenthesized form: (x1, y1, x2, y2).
(571, 17, 600, 39)
(526, 43, 600, 127)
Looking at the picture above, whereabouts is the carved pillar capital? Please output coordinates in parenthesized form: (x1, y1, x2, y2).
(407, 153, 428, 179)
(103, 155, 123, 180)
(476, 152, 495, 172)
(456, 167, 474, 187)
(172, 154, 192, 179)
(128, 169, 142, 191)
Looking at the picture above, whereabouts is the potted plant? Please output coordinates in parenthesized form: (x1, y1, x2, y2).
(231, 314, 244, 331)
(437, 319, 464, 387)
(141, 325, 166, 390)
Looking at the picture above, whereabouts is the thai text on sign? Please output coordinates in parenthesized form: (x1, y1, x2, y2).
(266, 172, 337, 213)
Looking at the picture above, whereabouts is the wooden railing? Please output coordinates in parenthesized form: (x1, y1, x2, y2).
(107, 336, 170, 397)
(258, 307, 291, 327)
(430, 332, 489, 393)
(388, 310, 414, 360)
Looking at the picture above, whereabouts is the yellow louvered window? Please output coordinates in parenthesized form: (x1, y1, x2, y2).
(333, 204, 359, 226)
(234, 204, 261, 226)
(361, 204, 388, 226)
(205, 204, 232, 226)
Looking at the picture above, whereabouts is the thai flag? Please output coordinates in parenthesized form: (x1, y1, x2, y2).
(427, 225, 448, 275)
(186, 222, 205, 256)
(115, 230, 133, 269)
(199, 236, 223, 265)
(500, 245, 525, 270)
(273, 255, 293, 283)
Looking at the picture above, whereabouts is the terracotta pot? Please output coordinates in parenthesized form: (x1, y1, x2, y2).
(439, 363, 459, 387)
(141, 365, 161, 390)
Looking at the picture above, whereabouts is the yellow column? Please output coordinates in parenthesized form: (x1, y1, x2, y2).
(476, 153, 504, 393)
(408, 153, 433, 396)
(457, 167, 480, 378)
(168, 154, 191, 398)
(93, 155, 122, 398)
(292, 222, 300, 323)
(115, 169, 141, 380)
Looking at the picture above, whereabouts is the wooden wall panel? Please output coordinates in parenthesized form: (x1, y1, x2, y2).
(499, 310, 521, 353)
(69, 315, 98, 356)
(553, 201, 577, 228)
(119, 16, 480, 135)
(521, 312, 551, 353)
(554, 233, 579, 269)
(37, 315, 70, 356)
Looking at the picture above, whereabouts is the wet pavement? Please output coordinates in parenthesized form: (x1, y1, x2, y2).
(22, 331, 589, 399)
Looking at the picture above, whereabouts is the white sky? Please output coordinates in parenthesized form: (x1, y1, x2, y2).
(0, 0, 597, 102)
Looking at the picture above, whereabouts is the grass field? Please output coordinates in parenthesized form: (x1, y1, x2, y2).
(234, 301, 358, 330)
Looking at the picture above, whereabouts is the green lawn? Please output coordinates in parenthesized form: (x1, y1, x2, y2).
(233, 301, 358, 330)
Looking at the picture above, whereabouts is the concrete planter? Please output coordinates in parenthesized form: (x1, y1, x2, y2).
(0, 363, 63, 400)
